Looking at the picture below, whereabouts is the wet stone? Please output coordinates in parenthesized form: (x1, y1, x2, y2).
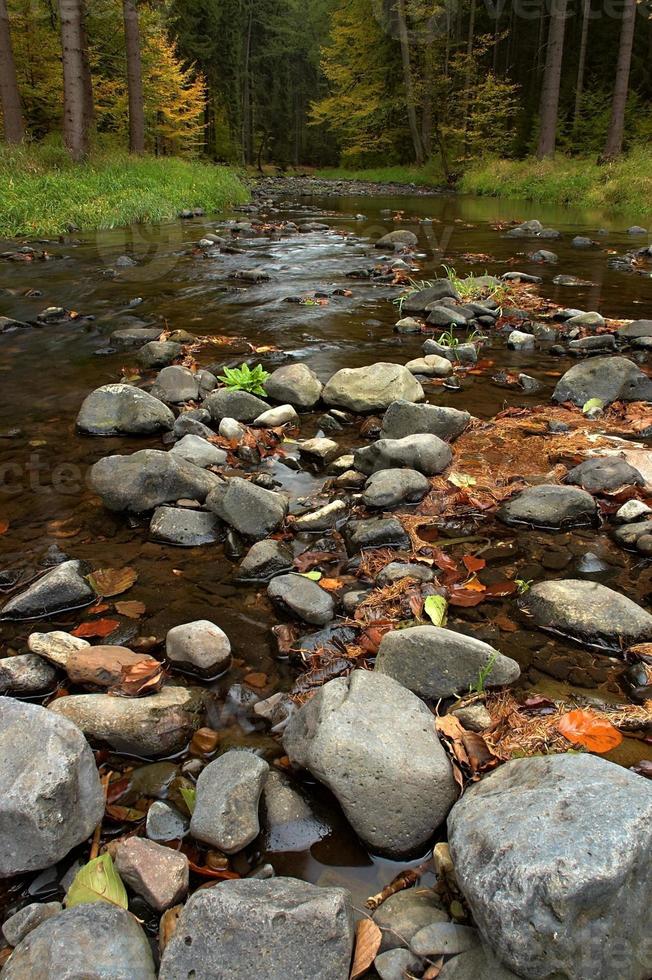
(206, 477, 288, 539)
(362, 469, 430, 508)
(149, 506, 223, 546)
(375, 948, 425, 980)
(377, 562, 434, 585)
(76, 383, 175, 436)
(553, 356, 652, 406)
(381, 400, 471, 441)
(237, 539, 294, 581)
(190, 750, 269, 853)
(204, 388, 269, 423)
(0, 653, 58, 695)
(2, 902, 62, 947)
(498, 485, 597, 529)
(344, 517, 410, 553)
(0, 559, 94, 621)
(268, 573, 335, 626)
(166, 620, 231, 676)
(437, 946, 521, 979)
(322, 362, 424, 413)
(137, 341, 183, 369)
(90, 449, 220, 513)
(264, 363, 323, 408)
(354, 434, 452, 477)
(373, 888, 448, 952)
(146, 801, 189, 842)
(566, 456, 644, 492)
(169, 434, 227, 468)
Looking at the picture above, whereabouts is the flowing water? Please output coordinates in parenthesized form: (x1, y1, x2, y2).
(0, 186, 651, 916)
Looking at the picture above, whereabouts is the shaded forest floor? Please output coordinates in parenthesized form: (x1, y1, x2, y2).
(0, 145, 248, 238)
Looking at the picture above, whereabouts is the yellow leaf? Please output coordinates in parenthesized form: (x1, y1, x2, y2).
(350, 919, 382, 980)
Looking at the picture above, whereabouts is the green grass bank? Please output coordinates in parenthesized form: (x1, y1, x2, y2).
(315, 161, 446, 188)
(0, 144, 249, 238)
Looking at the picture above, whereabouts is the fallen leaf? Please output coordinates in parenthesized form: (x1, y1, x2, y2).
(180, 787, 196, 814)
(71, 618, 120, 639)
(557, 709, 623, 753)
(300, 570, 322, 581)
(350, 919, 382, 979)
(64, 853, 128, 910)
(244, 672, 268, 689)
(293, 550, 342, 573)
(462, 555, 486, 573)
(319, 578, 345, 591)
(447, 588, 485, 607)
(88, 567, 138, 597)
(115, 600, 146, 618)
(492, 611, 518, 632)
(461, 575, 486, 592)
(424, 595, 448, 627)
(0, 520, 9, 535)
(109, 659, 165, 698)
(159, 905, 183, 954)
(105, 804, 147, 823)
(448, 472, 477, 488)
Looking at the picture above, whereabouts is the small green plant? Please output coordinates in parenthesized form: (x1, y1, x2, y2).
(515, 578, 533, 594)
(218, 362, 270, 396)
(437, 328, 460, 349)
(394, 278, 436, 315)
(471, 652, 498, 694)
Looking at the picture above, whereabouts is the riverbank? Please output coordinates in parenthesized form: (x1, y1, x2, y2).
(0, 145, 249, 238)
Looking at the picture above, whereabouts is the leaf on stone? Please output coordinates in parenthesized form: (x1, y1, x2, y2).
(159, 905, 184, 955)
(88, 567, 138, 597)
(108, 659, 165, 698)
(461, 575, 486, 592)
(582, 398, 604, 414)
(557, 709, 623, 753)
(350, 918, 382, 980)
(71, 618, 120, 638)
(424, 595, 448, 627)
(301, 570, 322, 581)
(115, 600, 146, 618)
(64, 852, 128, 910)
(180, 787, 196, 814)
(320, 578, 345, 591)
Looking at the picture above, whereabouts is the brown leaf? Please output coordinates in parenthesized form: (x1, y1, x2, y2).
(190, 728, 220, 755)
(108, 660, 165, 698)
(557, 709, 623, 753)
(350, 919, 382, 980)
(462, 555, 486, 573)
(71, 618, 120, 639)
(115, 600, 146, 619)
(105, 804, 147, 823)
(319, 578, 345, 591)
(244, 672, 268, 689)
(159, 905, 183, 955)
(492, 611, 518, 632)
(88, 567, 138, 598)
(0, 520, 9, 535)
(293, 550, 342, 573)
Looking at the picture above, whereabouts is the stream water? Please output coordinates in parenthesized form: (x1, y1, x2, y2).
(0, 185, 651, 918)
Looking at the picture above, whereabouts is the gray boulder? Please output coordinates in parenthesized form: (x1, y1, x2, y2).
(146, 801, 189, 842)
(375, 626, 520, 699)
(268, 573, 335, 626)
(150, 365, 199, 403)
(498, 484, 597, 528)
(354, 434, 452, 476)
(375, 948, 424, 980)
(149, 506, 223, 546)
(254, 404, 298, 427)
(166, 620, 231, 676)
(553, 356, 652, 406)
(206, 477, 288, 539)
(618, 319, 652, 339)
(0, 653, 58, 695)
(204, 388, 269, 422)
(173, 413, 214, 440)
(400, 282, 460, 314)
(190, 751, 269, 853)
(2, 903, 62, 947)
(110, 325, 162, 347)
(76, 384, 174, 436)
(344, 517, 410, 552)
(363, 469, 430, 508)
(426, 306, 469, 328)
(411, 922, 479, 956)
(377, 563, 434, 586)
(237, 539, 294, 581)
(566, 456, 644, 492)
(373, 888, 448, 952)
(322, 363, 424, 413)
(169, 434, 226, 468)
(49, 686, 202, 757)
(0, 698, 103, 876)
(90, 449, 220, 512)
(381, 401, 471, 441)
(283, 670, 457, 856)
(376, 230, 418, 248)
(438, 946, 521, 979)
(158, 877, 354, 980)
(0, 560, 94, 621)
(137, 341, 182, 369)
(447, 754, 652, 980)
(520, 578, 652, 648)
(0, 904, 155, 979)
(265, 364, 323, 408)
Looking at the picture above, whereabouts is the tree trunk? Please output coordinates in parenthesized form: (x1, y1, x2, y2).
(573, 0, 590, 127)
(602, 0, 637, 161)
(0, 0, 25, 143)
(396, 0, 424, 165)
(536, 0, 568, 159)
(79, 1, 94, 138)
(463, 0, 477, 155)
(123, 0, 145, 153)
(59, 0, 90, 161)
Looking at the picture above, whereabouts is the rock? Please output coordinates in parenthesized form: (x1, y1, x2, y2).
(376, 949, 424, 980)
(322, 362, 424, 413)
(76, 384, 175, 436)
(137, 341, 182, 369)
(375, 626, 519, 699)
(149, 506, 223, 546)
(376, 230, 418, 248)
(169, 434, 226, 468)
(2, 903, 62, 947)
(166, 620, 231, 676)
(377, 562, 434, 586)
(520, 578, 652, 648)
(406, 354, 453, 377)
(27, 630, 88, 668)
(618, 319, 652, 339)
(298, 437, 340, 465)
(219, 416, 246, 441)
(566, 457, 644, 492)
(502, 272, 541, 283)
(173, 414, 214, 440)
(394, 316, 423, 334)
(568, 335, 616, 352)
(426, 306, 470, 328)
(146, 801, 189, 842)
(49, 686, 202, 756)
(254, 404, 298, 427)
(0, 698, 103, 876)
(158, 877, 353, 980)
(190, 751, 269, 853)
(373, 888, 448, 952)
(261, 770, 327, 851)
(268, 573, 335, 626)
(363, 469, 430, 508)
(0, 654, 58, 695)
(206, 477, 288, 539)
(0, 904, 156, 979)
(553, 356, 652, 406)
(90, 450, 219, 512)
(447, 754, 652, 980)
(529, 249, 557, 263)
(627, 225, 647, 235)
(451, 703, 493, 731)
(354, 434, 452, 477)
(344, 517, 410, 552)
(613, 519, 652, 549)
(114, 837, 188, 911)
(238, 540, 293, 582)
(507, 329, 534, 350)
(423, 339, 478, 364)
(110, 325, 162, 347)
(283, 670, 457, 856)
(401, 282, 460, 314)
(0, 560, 94, 621)
(498, 485, 597, 528)
(565, 311, 605, 329)
(265, 364, 323, 408)
(437, 946, 521, 979)
(505, 219, 543, 237)
(293, 500, 347, 531)
(381, 401, 470, 441)
(150, 365, 199, 403)
(204, 388, 269, 423)
(411, 922, 479, 956)
(616, 499, 652, 523)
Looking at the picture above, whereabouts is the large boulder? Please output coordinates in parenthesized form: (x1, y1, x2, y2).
(265, 364, 323, 408)
(354, 434, 452, 476)
(400, 282, 460, 314)
(268, 573, 335, 626)
(90, 449, 220, 512)
(376, 230, 418, 248)
(375, 626, 519, 699)
(0, 560, 94, 621)
(520, 578, 652, 649)
(283, 670, 457, 856)
(322, 363, 424, 413)
(165, 620, 231, 676)
(149, 506, 223, 547)
(150, 365, 199, 404)
(206, 477, 288, 539)
(48, 686, 203, 757)
(0, 698, 103, 876)
(381, 401, 471, 441)
(204, 388, 269, 423)
(0, 904, 156, 979)
(137, 340, 183, 369)
(363, 469, 430, 509)
(76, 384, 174, 436)
(159, 877, 354, 980)
(498, 484, 597, 528)
(169, 434, 227, 468)
(553, 356, 652, 406)
(618, 319, 652, 339)
(565, 457, 644, 492)
(190, 751, 269, 853)
(447, 754, 652, 980)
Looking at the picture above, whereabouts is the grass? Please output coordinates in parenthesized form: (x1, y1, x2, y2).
(0, 142, 249, 238)
(315, 160, 446, 187)
(461, 148, 652, 217)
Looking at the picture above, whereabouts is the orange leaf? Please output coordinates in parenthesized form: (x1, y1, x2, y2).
(462, 575, 486, 592)
(71, 618, 120, 638)
(320, 578, 344, 591)
(0, 520, 9, 535)
(557, 710, 623, 753)
(115, 600, 146, 619)
(350, 919, 382, 980)
(462, 555, 486, 573)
